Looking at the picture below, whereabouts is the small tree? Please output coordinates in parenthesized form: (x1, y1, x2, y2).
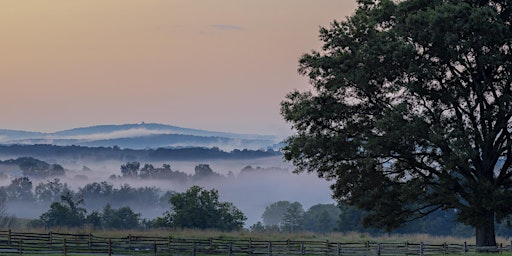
(6, 177, 33, 201)
(101, 204, 140, 230)
(120, 162, 140, 178)
(261, 201, 292, 228)
(282, 202, 304, 232)
(35, 178, 71, 203)
(164, 186, 246, 231)
(39, 192, 86, 228)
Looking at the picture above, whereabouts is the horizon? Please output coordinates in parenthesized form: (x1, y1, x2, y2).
(1, 1, 359, 137)
(0, 121, 281, 137)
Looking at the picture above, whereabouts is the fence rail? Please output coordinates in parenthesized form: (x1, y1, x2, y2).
(0, 229, 509, 255)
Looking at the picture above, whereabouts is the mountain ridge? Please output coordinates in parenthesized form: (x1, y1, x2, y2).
(0, 123, 282, 150)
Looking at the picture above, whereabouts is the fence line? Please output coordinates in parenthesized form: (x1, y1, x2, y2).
(0, 229, 509, 255)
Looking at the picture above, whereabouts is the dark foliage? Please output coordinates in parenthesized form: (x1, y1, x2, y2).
(281, 0, 512, 246)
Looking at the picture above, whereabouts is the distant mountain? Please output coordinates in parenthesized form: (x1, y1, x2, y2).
(0, 123, 282, 150)
(0, 129, 45, 141)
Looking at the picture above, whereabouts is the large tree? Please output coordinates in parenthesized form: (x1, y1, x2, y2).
(281, 0, 512, 247)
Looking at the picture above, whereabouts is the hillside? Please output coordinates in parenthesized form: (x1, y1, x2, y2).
(0, 123, 282, 150)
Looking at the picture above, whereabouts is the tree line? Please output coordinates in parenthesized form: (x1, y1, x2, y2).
(0, 157, 286, 182)
(0, 144, 279, 163)
(0, 160, 511, 236)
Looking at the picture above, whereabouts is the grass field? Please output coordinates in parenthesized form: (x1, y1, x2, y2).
(13, 226, 512, 244)
(3, 227, 510, 255)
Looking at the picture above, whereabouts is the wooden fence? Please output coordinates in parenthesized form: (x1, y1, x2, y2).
(0, 229, 510, 255)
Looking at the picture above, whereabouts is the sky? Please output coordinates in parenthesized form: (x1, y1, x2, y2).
(0, 1, 358, 136)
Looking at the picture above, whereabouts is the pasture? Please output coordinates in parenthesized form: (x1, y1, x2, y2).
(0, 229, 511, 255)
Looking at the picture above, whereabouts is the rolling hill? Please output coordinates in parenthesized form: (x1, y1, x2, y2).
(0, 123, 282, 150)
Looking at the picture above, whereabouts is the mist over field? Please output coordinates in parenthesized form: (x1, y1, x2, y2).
(0, 155, 334, 227)
(0, 124, 335, 227)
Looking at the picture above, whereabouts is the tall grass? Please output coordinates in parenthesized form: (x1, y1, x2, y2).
(12, 225, 511, 247)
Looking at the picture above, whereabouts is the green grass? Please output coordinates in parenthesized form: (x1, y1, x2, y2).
(14, 226, 508, 244)
(7, 226, 512, 255)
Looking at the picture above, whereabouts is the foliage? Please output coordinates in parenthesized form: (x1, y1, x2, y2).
(6, 177, 34, 201)
(17, 157, 64, 178)
(193, 164, 223, 180)
(39, 192, 87, 228)
(38, 192, 141, 230)
(282, 202, 305, 232)
(120, 161, 140, 178)
(118, 162, 228, 182)
(34, 178, 71, 203)
(249, 221, 266, 233)
(0, 193, 14, 228)
(101, 204, 140, 230)
(261, 201, 292, 227)
(78, 181, 114, 208)
(261, 202, 340, 233)
(302, 204, 341, 233)
(163, 186, 246, 231)
(281, 0, 512, 246)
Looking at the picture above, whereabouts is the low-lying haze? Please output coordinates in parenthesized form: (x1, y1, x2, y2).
(0, 156, 334, 227)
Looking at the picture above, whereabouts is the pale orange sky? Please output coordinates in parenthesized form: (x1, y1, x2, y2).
(0, 1, 358, 136)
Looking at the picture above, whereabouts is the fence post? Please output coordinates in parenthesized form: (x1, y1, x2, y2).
(8, 229, 11, 245)
(128, 234, 132, 252)
(443, 242, 447, 254)
(88, 233, 92, 250)
(229, 242, 233, 256)
(510, 241, 512, 252)
(463, 241, 467, 253)
(153, 241, 157, 256)
(18, 238, 22, 256)
(168, 237, 172, 254)
(108, 238, 112, 256)
(192, 242, 196, 256)
(63, 238, 67, 256)
(267, 241, 272, 256)
(301, 242, 305, 255)
(337, 242, 341, 256)
(249, 238, 253, 255)
(376, 243, 381, 256)
(420, 242, 423, 256)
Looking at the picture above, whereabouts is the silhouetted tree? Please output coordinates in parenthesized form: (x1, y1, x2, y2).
(39, 192, 86, 228)
(6, 177, 33, 201)
(281, 0, 512, 247)
(163, 186, 246, 231)
(120, 161, 140, 178)
(193, 164, 223, 180)
(35, 178, 71, 203)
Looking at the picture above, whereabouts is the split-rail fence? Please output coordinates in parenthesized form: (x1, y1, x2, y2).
(0, 229, 510, 255)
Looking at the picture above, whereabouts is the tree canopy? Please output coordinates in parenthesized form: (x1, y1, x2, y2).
(281, 0, 512, 247)
(163, 186, 246, 231)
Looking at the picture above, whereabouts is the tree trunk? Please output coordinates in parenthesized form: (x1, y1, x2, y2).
(475, 211, 496, 248)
